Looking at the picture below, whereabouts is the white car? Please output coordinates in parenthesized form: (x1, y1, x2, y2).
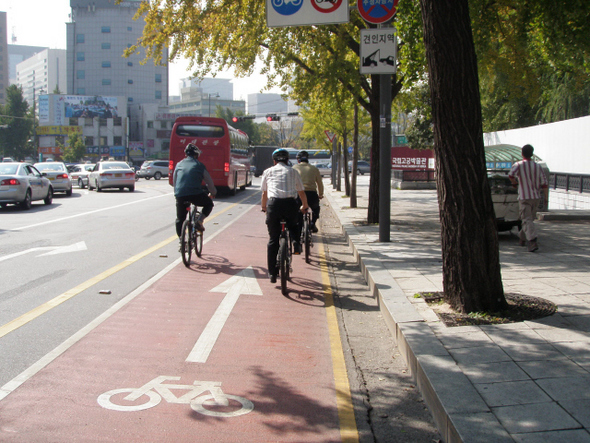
(34, 161, 73, 196)
(88, 161, 136, 192)
(0, 162, 53, 209)
(70, 163, 96, 188)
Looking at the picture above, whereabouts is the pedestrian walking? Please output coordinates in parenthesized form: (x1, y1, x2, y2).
(508, 144, 548, 252)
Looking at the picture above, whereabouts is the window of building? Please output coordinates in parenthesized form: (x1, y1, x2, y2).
(161, 140, 170, 151)
(76, 34, 85, 43)
(99, 118, 107, 127)
(85, 118, 93, 126)
(101, 26, 111, 33)
(101, 42, 111, 49)
(69, 118, 78, 126)
(102, 61, 111, 68)
(76, 70, 85, 79)
(128, 79, 133, 84)
(85, 136, 94, 146)
(77, 88, 86, 95)
(147, 121, 154, 128)
(113, 117, 122, 126)
(102, 79, 111, 85)
(155, 73, 162, 83)
(128, 97, 133, 102)
(114, 136, 122, 145)
(127, 26, 132, 31)
(155, 90, 162, 100)
(160, 121, 167, 129)
(127, 61, 133, 67)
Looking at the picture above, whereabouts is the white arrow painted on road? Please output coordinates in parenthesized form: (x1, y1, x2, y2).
(186, 266, 262, 363)
(0, 241, 88, 263)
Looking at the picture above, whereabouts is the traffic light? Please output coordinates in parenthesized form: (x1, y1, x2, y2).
(287, 112, 299, 117)
(231, 115, 255, 123)
(266, 114, 280, 122)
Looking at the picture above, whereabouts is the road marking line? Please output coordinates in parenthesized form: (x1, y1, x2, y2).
(318, 238, 360, 443)
(187, 266, 262, 363)
(0, 193, 260, 340)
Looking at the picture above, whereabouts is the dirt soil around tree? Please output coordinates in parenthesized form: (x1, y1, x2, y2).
(420, 292, 557, 327)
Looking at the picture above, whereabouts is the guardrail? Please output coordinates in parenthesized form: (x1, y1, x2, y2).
(550, 173, 590, 194)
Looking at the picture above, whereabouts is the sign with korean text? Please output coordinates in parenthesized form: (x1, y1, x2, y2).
(391, 146, 435, 170)
(357, 0, 399, 24)
(360, 28, 397, 74)
(267, 0, 349, 27)
(36, 125, 83, 136)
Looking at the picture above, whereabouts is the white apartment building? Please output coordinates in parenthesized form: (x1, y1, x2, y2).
(16, 49, 67, 105)
(168, 77, 246, 117)
(66, 0, 168, 107)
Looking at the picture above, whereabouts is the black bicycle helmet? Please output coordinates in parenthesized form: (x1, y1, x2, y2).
(185, 143, 202, 157)
(272, 148, 289, 162)
(296, 150, 309, 161)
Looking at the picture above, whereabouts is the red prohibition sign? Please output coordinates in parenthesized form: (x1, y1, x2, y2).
(312, 0, 343, 14)
(357, 0, 399, 24)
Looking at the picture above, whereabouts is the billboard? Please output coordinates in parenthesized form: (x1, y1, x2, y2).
(62, 95, 119, 119)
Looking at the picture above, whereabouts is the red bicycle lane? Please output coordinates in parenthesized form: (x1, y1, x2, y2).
(0, 204, 351, 442)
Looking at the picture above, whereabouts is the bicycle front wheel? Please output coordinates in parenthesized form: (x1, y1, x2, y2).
(279, 237, 288, 295)
(181, 220, 192, 267)
(194, 229, 203, 257)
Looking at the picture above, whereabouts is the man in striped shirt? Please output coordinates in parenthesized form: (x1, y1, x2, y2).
(508, 144, 549, 252)
(261, 149, 309, 282)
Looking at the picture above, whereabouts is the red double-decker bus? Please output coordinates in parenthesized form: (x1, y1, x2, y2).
(168, 117, 252, 194)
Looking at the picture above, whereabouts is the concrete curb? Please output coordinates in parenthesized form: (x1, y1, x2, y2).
(324, 190, 512, 443)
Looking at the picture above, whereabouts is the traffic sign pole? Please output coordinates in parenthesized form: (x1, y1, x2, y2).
(379, 23, 393, 243)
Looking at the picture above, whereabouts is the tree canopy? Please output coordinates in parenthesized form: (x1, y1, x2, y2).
(0, 85, 35, 161)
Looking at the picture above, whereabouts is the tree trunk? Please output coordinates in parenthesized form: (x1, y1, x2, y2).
(350, 104, 358, 208)
(420, 0, 506, 313)
(343, 132, 350, 197)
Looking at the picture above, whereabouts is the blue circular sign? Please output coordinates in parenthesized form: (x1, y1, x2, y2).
(271, 0, 304, 16)
(357, 0, 399, 24)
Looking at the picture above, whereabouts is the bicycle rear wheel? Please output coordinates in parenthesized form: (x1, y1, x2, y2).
(279, 237, 288, 295)
(181, 219, 192, 267)
(303, 218, 311, 263)
(194, 229, 203, 257)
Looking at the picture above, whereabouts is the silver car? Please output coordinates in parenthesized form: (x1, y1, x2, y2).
(137, 160, 169, 180)
(0, 162, 53, 209)
(34, 161, 73, 196)
(70, 163, 96, 188)
(88, 161, 136, 192)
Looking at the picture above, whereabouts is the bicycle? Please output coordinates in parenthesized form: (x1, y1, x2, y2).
(301, 209, 313, 264)
(180, 202, 203, 267)
(97, 375, 254, 417)
(276, 219, 293, 295)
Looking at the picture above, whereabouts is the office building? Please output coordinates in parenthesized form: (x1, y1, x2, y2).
(168, 77, 245, 117)
(247, 93, 289, 116)
(8, 44, 48, 85)
(0, 12, 9, 106)
(66, 0, 168, 106)
(16, 49, 67, 105)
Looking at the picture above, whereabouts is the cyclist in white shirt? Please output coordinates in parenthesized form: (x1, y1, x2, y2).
(261, 149, 309, 283)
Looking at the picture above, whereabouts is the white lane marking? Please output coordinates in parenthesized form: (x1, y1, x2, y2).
(0, 241, 88, 263)
(186, 266, 262, 364)
(15, 192, 173, 231)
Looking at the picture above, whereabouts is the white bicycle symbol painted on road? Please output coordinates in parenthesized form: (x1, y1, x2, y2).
(98, 376, 254, 417)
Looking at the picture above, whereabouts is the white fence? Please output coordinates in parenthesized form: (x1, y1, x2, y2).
(483, 116, 590, 175)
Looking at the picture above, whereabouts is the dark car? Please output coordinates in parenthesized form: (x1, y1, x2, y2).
(348, 160, 371, 175)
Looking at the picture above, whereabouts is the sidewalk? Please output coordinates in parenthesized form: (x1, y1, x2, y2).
(323, 180, 590, 442)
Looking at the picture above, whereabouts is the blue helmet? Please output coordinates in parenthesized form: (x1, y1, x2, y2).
(272, 148, 289, 162)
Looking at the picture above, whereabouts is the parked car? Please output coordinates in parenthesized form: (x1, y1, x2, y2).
(488, 172, 521, 232)
(348, 160, 371, 175)
(0, 162, 53, 209)
(137, 160, 169, 180)
(315, 163, 332, 177)
(88, 161, 136, 192)
(34, 161, 73, 196)
(70, 163, 96, 188)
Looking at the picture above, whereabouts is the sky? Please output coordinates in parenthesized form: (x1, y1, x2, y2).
(0, 0, 277, 100)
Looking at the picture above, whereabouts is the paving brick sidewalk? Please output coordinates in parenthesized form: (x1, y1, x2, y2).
(324, 179, 590, 442)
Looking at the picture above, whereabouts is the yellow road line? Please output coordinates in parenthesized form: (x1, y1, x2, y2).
(318, 239, 359, 443)
(0, 194, 258, 339)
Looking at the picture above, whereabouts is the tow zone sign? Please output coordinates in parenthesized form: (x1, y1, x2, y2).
(360, 28, 397, 75)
